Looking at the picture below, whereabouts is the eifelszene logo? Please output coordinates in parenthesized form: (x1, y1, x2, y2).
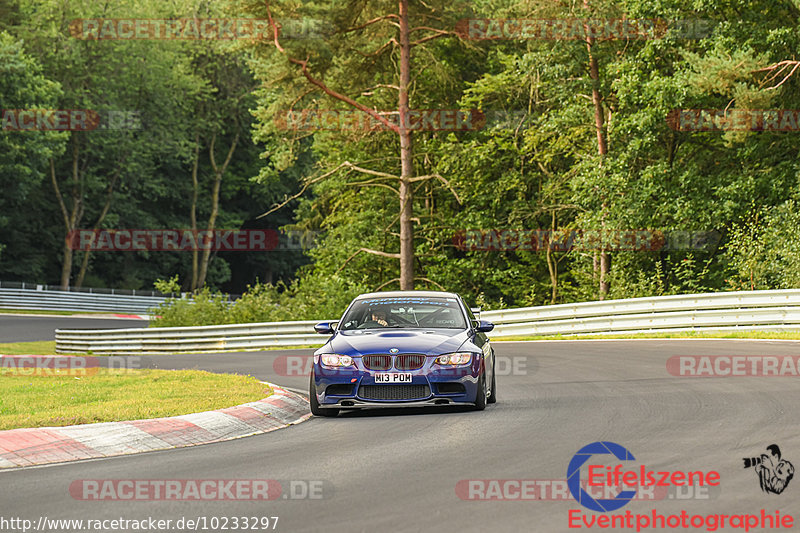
(567, 441, 638, 512)
(562, 441, 797, 530)
(566, 441, 721, 512)
(743, 445, 794, 495)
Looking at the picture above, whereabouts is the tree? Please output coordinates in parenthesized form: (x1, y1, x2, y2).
(243, 0, 472, 290)
(12, 0, 209, 288)
(183, 41, 254, 290)
(0, 31, 66, 277)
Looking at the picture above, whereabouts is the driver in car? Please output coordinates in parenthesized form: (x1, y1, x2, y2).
(368, 309, 390, 327)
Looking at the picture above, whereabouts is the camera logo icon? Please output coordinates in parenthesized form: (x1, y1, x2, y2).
(743, 444, 794, 495)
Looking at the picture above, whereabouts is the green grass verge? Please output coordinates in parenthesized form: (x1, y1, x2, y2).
(242, 344, 324, 351)
(0, 368, 271, 430)
(492, 330, 800, 341)
(0, 341, 57, 355)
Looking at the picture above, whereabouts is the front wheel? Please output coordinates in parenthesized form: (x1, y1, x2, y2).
(487, 358, 497, 404)
(473, 372, 487, 411)
(309, 373, 339, 417)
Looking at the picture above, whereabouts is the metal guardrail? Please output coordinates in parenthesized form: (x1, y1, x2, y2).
(54, 289, 800, 354)
(56, 321, 323, 354)
(482, 289, 800, 337)
(0, 280, 170, 297)
(0, 287, 169, 314)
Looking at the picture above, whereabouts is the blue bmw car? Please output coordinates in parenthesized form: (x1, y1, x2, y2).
(309, 291, 496, 416)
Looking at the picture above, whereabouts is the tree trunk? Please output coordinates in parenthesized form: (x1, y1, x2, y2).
(398, 0, 414, 290)
(584, 1, 610, 299)
(599, 247, 610, 299)
(60, 242, 74, 289)
(52, 140, 84, 289)
(76, 167, 120, 287)
(265, 1, 429, 290)
(190, 134, 200, 290)
(197, 132, 239, 289)
(546, 211, 558, 303)
(196, 170, 220, 289)
(75, 250, 89, 288)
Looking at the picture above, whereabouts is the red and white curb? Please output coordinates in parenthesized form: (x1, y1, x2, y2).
(0, 384, 310, 469)
(111, 313, 150, 320)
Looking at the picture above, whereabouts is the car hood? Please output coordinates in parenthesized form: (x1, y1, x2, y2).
(323, 328, 469, 356)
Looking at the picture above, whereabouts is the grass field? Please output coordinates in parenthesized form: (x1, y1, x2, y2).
(0, 341, 58, 355)
(0, 368, 270, 430)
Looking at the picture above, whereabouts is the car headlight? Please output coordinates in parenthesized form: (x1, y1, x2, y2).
(320, 354, 354, 368)
(435, 352, 473, 366)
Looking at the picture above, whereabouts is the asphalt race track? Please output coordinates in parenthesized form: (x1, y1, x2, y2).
(0, 315, 146, 343)
(4, 316, 800, 532)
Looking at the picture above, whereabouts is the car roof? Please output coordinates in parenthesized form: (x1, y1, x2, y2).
(355, 290, 460, 300)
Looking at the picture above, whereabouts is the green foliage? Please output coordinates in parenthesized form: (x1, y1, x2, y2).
(0, 31, 66, 278)
(4, 0, 800, 321)
(724, 200, 800, 290)
(154, 275, 181, 295)
(0, 0, 307, 293)
(152, 276, 369, 326)
(151, 288, 232, 327)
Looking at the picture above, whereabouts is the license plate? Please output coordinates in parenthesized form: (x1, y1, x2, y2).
(374, 373, 413, 383)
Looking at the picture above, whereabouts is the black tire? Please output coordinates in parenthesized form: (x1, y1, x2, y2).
(473, 371, 487, 411)
(309, 373, 339, 417)
(487, 358, 497, 404)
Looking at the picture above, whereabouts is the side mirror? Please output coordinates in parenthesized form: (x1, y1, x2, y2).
(314, 322, 335, 335)
(475, 320, 494, 333)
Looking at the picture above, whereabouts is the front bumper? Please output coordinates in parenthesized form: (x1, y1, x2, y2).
(312, 354, 484, 408)
(322, 397, 475, 409)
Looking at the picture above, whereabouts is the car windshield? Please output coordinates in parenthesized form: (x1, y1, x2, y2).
(338, 297, 467, 330)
